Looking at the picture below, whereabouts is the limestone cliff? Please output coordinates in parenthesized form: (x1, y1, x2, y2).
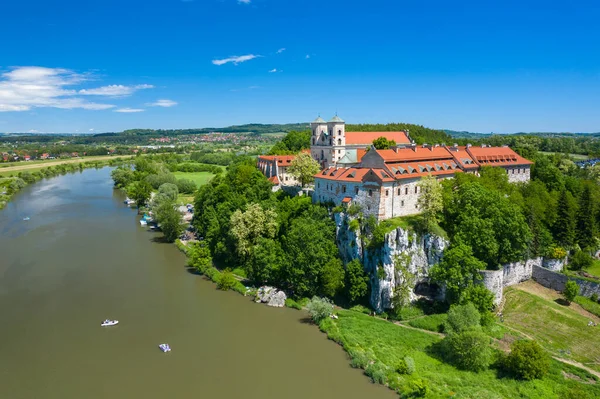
(335, 213, 448, 312)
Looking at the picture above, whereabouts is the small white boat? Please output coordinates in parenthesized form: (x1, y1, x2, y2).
(23, 217, 30, 221)
(101, 319, 119, 327)
(140, 219, 147, 226)
(159, 343, 171, 352)
(124, 198, 135, 205)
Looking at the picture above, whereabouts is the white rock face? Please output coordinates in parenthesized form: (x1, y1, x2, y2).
(335, 213, 448, 312)
(255, 286, 287, 308)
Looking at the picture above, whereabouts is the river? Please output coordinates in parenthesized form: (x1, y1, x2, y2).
(0, 168, 395, 399)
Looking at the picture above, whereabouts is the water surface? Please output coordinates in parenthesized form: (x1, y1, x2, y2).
(0, 168, 395, 399)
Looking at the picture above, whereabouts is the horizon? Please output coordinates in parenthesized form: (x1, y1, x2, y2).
(1, 0, 600, 133)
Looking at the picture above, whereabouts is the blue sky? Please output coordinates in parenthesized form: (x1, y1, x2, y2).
(1, 0, 599, 133)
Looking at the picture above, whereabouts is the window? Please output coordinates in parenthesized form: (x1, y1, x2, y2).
(367, 205, 371, 211)
(285, 176, 288, 181)
(405, 187, 408, 195)
(397, 188, 401, 195)
(313, 129, 315, 135)
(329, 129, 332, 135)
(355, 187, 359, 194)
(385, 190, 389, 197)
(338, 149, 341, 154)
(321, 136, 325, 142)
(338, 129, 341, 135)
(318, 182, 320, 188)
(368, 189, 373, 197)
(415, 203, 418, 208)
(512, 169, 515, 174)
(414, 186, 418, 194)
(342, 185, 346, 193)
(312, 138, 315, 145)
(338, 138, 342, 145)
(401, 200, 404, 207)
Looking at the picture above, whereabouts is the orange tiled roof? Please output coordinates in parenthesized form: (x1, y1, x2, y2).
(258, 155, 297, 165)
(445, 146, 479, 169)
(267, 175, 280, 185)
(377, 146, 453, 162)
(466, 146, 533, 166)
(345, 131, 410, 145)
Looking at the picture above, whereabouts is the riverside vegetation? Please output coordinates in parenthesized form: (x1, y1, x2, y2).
(110, 126, 600, 398)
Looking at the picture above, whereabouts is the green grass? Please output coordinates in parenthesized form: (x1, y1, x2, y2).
(503, 287, 600, 373)
(563, 270, 600, 284)
(539, 151, 589, 161)
(573, 296, 600, 318)
(407, 314, 447, 333)
(320, 310, 599, 398)
(380, 215, 448, 239)
(585, 260, 600, 278)
(173, 171, 216, 187)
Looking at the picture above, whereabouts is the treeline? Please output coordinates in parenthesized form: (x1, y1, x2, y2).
(268, 130, 311, 154)
(346, 123, 452, 145)
(192, 157, 370, 303)
(189, 150, 237, 166)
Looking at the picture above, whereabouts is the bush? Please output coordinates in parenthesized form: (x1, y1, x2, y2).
(591, 293, 599, 303)
(564, 280, 579, 303)
(306, 296, 334, 324)
(548, 246, 567, 260)
(396, 356, 416, 375)
(348, 219, 360, 232)
(408, 378, 429, 398)
(504, 340, 550, 380)
(349, 304, 371, 314)
(364, 361, 388, 384)
(285, 298, 302, 310)
(176, 178, 197, 194)
(442, 329, 492, 372)
(158, 182, 179, 201)
(570, 250, 593, 271)
(217, 270, 237, 291)
(349, 350, 370, 369)
(444, 303, 481, 334)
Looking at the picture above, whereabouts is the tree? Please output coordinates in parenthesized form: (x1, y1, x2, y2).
(230, 203, 278, 257)
(306, 296, 334, 324)
(187, 242, 212, 273)
(504, 340, 550, 380)
(320, 258, 345, 298)
(345, 259, 369, 304)
(554, 189, 577, 248)
(247, 238, 285, 285)
(563, 280, 579, 304)
(288, 152, 321, 187)
(372, 136, 396, 150)
(217, 270, 237, 291)
(577, 184, 597, 250)
(460, 285, 495, 315)
(129, 180, 152, 209)
(158, 183, 179, 201)
(417, 175, 443, 230)
(111, 167, 134, 188)
(442, 329, 492, 372)
(570, 249, 593, 271)
(444, 303, 481, 334)
(155, 200, 183, 242)
(176, 178, 196, 194)
(430, 244, 486, 304)
(269, 130, 311, 155)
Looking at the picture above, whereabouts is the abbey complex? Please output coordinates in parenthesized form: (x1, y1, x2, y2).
(258, 115, 533, 220)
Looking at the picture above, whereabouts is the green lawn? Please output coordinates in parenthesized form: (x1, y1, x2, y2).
(574, 296, 600, 318)
(320, 310, 598, 398)
(586, 260, 600, 278)
(173, 171, 216, 187)
(538, 151, 589, 161)
(503, 287, 600, 373)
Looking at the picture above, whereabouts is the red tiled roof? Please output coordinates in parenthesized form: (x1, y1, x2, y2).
(386, 161, 461, 179)
(258, 155, 297, 165)
(342, 197, 352, 203)
(377, 146, 453, 162)
(445, 146, 479, 169)
(466, 146, 533, 166)
(345, 131, 410, 145)
(267, 175, 280, 185)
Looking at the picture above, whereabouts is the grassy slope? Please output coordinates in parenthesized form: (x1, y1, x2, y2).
(503, 287, 600, 373)
(321, 310, 599, 398)
(574, 296, 600, 318)
(173, 171, 216, 187)
(586, 260, 600, 278)
(538, 151, 589, 160)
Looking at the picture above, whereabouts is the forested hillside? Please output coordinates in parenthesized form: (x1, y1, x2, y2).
(346, 123, 452, 145)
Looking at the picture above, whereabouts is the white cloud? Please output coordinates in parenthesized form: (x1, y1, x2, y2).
(146, 99, 177, 107)
(0, 66, 153, 112)
(79, 84, 153, 97)
(238, 0, 251, 4)
(268, 69, 278, 73)
(248, 85, 260, 89)
(114, 108, 145, 113)
(276, 48, 286, 54)
(89, 128, 95, 132)
(305, 54, 311, 59)
(212, 54, 259, 66)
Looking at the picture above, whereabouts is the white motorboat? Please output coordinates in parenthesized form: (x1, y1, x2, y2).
(158, 343, 171, 352)
(23, 217, 30, 221)
(101, 319, 119, 327)
(140, 219, 147, 226)
(124, 198, 135, 205)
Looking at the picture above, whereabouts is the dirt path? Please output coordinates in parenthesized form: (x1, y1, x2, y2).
(392, 320, 445, 337)
(0, 155, 133, 173)
(554, 357, 600, 379)
(512, 280, 600, 322)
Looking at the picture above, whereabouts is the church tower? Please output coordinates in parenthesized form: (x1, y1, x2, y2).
(310, 116, 328, 167)
(328, 115, 345, 165)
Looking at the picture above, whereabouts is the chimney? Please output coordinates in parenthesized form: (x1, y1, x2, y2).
(434, 144, 439, 148)
(467, 143, 472, 148)
(481, 144, 486, 148)
(453, 143, 458, 148)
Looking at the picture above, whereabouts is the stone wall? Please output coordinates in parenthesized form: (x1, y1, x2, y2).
(506, 166, 531, 183)
(480, 258, 542, 305)
(542, 257, 565, 272)
(532, 266, 600, 297)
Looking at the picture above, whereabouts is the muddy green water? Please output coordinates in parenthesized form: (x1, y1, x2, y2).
(0, 168, 395, 399)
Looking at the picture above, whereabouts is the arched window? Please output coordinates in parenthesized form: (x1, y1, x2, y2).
(338, 138, 341, 145)
(312, 138, 315, 145)
(338, 130, 341, 135)
(368, 189, 373, 197)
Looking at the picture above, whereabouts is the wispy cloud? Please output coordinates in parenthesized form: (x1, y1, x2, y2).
(249, 85, 260, 89)
(268, 68, 278, 73)
(305, 54, 311, 59)
(212, 54, 260, 66)
(114, 108, 145, 113)
(79, 84, 153, 97)
(146, 99, 178, 107)
(276, 48, 286, 54)
(0, 66, 154, 112)
(238, 0, 251, 4)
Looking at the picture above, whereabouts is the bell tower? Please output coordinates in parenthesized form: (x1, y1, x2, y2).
(327, 115, 345, 165)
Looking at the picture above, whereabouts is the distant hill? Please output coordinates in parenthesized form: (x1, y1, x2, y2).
(445, 129, 600, 138)
(118, 123, 309, 137)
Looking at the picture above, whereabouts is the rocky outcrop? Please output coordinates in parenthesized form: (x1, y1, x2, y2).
(542, 257, 566, 272)
(255, 286, 287, 307)
(479, 258, 542, 305)
(335, 213, 448, 313)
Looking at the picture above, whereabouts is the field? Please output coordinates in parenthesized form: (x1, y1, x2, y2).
(538, 151, 589, 160)
(502, 283, 600, 374)
(173, 171, 217, 187)
(321, 310, 599, 398)
(0, 155, 133, 177)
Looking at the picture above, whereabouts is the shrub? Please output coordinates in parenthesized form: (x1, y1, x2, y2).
(285, 298, 302, 310)
(347, 203, 361, 216)
(348, 219, 360, 232)
(217, 270, 236, 291)
(504, 340, 550, 380)
(306, 296, 334, 324)
(570, 250, 593, 271)
(591, 293, 599, 303)
(364, 361, 388, 384)
(548, 246, 567, 260)
(444, 303, 481, 334)
(564, 280, 579, 303)
(396, 356, 416, 375)
(442, 329, 492, 372)
(176, 178, 197, 194)
(408, 378, 429, 398)
(349, 304, 371, 314)
(349, 350, 370, 369)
